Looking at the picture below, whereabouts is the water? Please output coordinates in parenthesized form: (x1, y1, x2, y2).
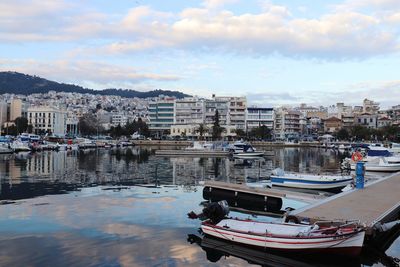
(0, 147, 398, 266)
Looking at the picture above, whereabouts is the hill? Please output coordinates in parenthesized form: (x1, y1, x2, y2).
(0, 71, 190, 99)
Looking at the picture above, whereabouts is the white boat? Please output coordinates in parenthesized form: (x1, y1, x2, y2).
(270, 168, 353, 191)
(0, 143, 13, 154)
(228, 141, 264, 158)
(78, 139, 97, 149)
(389, 142, 400, 153)
(11, 140, 31, 152)
(188, 201, 365, 256)
(185, 141, 215, 151)
(201, 218, 365, 256)
(350, 157, 400, 172)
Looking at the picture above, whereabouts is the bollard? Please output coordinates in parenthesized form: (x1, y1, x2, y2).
(355, 161, 365, 189)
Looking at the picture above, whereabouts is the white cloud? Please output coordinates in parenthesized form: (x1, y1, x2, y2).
(202, 0, 240, 9)
(0, 59, 181, 89)
(0, 0, 399, 59)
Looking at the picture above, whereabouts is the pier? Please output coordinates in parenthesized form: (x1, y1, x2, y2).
(290, 172, 400, 235)
(203, 181, 327, 204)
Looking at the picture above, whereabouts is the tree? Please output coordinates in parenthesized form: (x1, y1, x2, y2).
(196, 123, 208, 140)
(234, 128, 246, 139)
(350, 125, 370, 141)
(212, 110, 224, 140)
(335, 128, 349, 141)
(78, 113, 103, 136)
(14, 117, 29, 134)
(249, 125, 272, 140)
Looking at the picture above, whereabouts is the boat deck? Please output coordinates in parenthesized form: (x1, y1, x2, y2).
(291, 172, 400, 232)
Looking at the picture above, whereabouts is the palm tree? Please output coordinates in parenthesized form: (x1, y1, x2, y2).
(196, 123, 208, 140)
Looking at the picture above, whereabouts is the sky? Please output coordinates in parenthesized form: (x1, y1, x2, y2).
(1, 0, 400, 108)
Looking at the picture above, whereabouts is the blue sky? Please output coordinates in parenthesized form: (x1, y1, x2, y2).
(1, 0, 400, 108)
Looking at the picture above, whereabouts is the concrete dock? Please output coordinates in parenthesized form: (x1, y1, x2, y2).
(290, 172, 400, 234)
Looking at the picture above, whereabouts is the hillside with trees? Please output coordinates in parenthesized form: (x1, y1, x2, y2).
(0, 71, 190, 99)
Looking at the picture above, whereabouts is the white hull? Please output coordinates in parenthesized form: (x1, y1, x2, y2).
(201, 219, 364, 253)
(270, 170, 352, 190)
(0, 146, 13, 154)
(271, 178, 353, 190)
(233, 152, 264, 158)
(350, 164, 400, 172)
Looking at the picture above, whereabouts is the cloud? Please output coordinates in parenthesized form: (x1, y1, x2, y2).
(1, 0, 400, 59)
(0, 59, 181, 89)
(202, 0, 240, 9)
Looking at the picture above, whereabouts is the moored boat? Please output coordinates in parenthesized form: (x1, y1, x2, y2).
(228, 141, 264, 158)
(270, 168, 353, 191)
(349, 158, 400, 172)
(201, 218, 365, 256)
(189, 201, 365, 256)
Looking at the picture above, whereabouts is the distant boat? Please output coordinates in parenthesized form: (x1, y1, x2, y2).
(270, 168, 353, 191)
(228, 141, 264, 158)
(11, 140, 31, 152)
(389, 142, 400, 153)
(185, 141, 215, 151)
(0, 143, 13, 154)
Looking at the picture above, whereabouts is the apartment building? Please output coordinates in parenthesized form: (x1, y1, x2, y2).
(148, 97, 175, 136)
(274, 108, 301, 140)
(28, 106, 67, 136)
(246, 107, 274, 131)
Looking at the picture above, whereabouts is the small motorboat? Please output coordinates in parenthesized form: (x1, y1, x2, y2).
(0, 143, 13, 154)
(188, 201, 365, 256)
(349, 157, 400, 172)
(228, 141, 264, 158)
(270, 168, 353, 191)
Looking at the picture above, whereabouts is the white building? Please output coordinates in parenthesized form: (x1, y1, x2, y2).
(149, 97, 175, 136)
(175, 97, 205, 124)
(28, 106, 67, 136)
(246, 107, 274, 131)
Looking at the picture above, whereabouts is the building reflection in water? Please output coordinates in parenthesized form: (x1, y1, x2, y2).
(0, 147, 344, 201)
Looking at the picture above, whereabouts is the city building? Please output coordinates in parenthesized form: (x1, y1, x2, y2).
(149, 97, 175, 136)
(28, 106, 67, 136)
(323, 117, 343, 133)
(274, 108, 301, 140)
(175, 97, 204, 125)
(363, 99, 380, 114)
(10, 98, 22, 121)
(246, 107, 274, 131)
(355, 113, 378, 129)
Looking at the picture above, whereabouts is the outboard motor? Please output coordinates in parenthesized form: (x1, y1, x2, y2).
(188, 200, 230, 224)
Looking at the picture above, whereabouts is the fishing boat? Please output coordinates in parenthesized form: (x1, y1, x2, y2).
(270, 168, 353, 191)
(202, 219, 365, 256)
(189, 201, 365, 256)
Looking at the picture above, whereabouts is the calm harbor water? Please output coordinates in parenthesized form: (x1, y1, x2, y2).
(0, 147, 398, 266)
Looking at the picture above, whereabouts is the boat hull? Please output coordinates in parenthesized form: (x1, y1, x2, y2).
(270, 176, 353, 190)
(233, 152, 264, 158)
(201, 223, 364, 255)
(350, 164, 400, 172)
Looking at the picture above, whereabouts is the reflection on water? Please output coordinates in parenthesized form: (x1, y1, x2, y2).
(0, 147, 398, 266)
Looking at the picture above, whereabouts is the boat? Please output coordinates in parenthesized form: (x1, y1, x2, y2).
(0, 143, 13, 154)
(228, 141, 264, 158)
(270, 168, 353, 191)
(189, 201, 365, 256)
(11, 140, 31, 152)
(185, 141, 215, 151)
(349, 158, 400, 172)
(389, 142, 400, 153)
